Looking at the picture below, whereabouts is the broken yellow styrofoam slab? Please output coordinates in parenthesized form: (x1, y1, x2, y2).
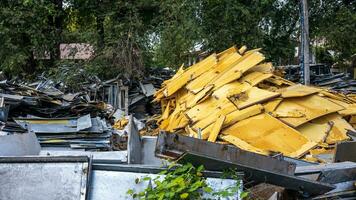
(244, 48, 262, 54)
(199, 104, 263, 140)
(278, 84, 321, 98)
(167, 111, 186, 131)
(324, 97, 349, 109)
(211, 71, 274, 100)
(200, 125, 213, 139)
(266, 75, 295, 86)
(258, 83, 279, 92)
(270, 110, 305, 118)
(238, 45, 247, 54)
(217, 46, 238, 60)
(297, 122, 332, 143)
(263, 98, 283, 112)
(320, 90, 356, 104)
(211, 51, 265, 89)
(308, 148, 335, 163)
(248, 62, 273, 73)
(192, 102, 237, 130)
(163, 53, 217, 97)
(177, 88, 194, 105)
(186, 52, 242, 94)
(185, 85, 214, 108)
(327, 125, 349, 144)
(159, 117, 170, 130)
(161, 100, 171, 120)
(207, 115, 226, 142)
(185, 98, 218, 121)
(223, 104, 264, 128)
(338, 104, 356, 116)
(163, 64, 185, 86)
(275, 95, 344, 128)
(160, 99, 169, 113)
(211, 81, 250, 100)
(186, 98, 233, 123)
(303, 155, 319, 163)
(229, 87, 280, 109)
(312, 113, 352, 144)
(239, 71, 273, 86)
(153, 87, 166, 102)
(222, 113, 316, 158)
(164, 102, 183, 131)
(173, 114, 189, 130)
(186, 125, 198, 138)
(193, 104, 263, 132)
(221, 134, 269, 155)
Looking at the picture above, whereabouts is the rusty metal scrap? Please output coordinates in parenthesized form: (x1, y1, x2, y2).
(153, 46, 356, 161)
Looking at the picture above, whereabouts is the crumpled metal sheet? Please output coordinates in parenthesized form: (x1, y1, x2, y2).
(15, 114, 92, 134)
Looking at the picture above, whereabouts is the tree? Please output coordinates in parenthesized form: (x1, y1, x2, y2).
(0, 1, 57, 75)
(153, 0, 202, 68)
(0, 0, 354, 78)
(309, 0, 356, 64)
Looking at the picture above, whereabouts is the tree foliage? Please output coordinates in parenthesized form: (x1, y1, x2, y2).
(309, 0, 356, 63)
(0, 0, 354, 78)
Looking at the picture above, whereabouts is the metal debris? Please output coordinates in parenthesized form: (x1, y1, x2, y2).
(0, 132, 41, 156)
(0, 156, 90, 200)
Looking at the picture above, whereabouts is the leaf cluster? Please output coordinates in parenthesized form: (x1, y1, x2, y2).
(128, 163, 210, 200)
(127, 163, 249, 200)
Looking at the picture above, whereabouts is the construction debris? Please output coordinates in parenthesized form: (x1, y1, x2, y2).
(276, 64, 356, 92)
(153, 46, 356, 162)
(1, 46, 356, 199)
(155, 132, 335, 196)
(0, 66, 172, 151)
(0, 78, 119, 150)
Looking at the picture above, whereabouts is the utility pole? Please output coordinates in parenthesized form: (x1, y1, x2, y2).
(300, 0, 310, 85)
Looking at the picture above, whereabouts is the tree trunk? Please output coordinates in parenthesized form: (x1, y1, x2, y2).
(96, 15, 105, 49)
(53, 0, 63, 60)
(96, 0, 105, 49)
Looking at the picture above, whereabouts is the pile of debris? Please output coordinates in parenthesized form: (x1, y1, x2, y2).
(276, 64, 356, 92)
(153, 46, 356, 162)
(0, 65, 172, 150)
(0, 79, 113, 150)
(60, 67, 173, 119)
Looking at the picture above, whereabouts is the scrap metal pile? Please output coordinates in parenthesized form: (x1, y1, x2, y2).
(0, 80, 113, 150)
(0, 65, 172, 151)
(153, 46, 356, 162)
(276, 64, 356, 92)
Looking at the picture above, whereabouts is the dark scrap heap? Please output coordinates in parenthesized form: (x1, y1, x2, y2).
(0, 79, 112, 150)
(0, 66, 173, 150)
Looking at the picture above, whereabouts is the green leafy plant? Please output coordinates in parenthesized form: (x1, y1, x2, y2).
(213, 168, 249, 199)
(127, 163, 211, 200)
(127, 163, 249, 200)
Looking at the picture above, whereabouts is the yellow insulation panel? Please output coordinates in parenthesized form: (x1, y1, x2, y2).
(275, 95, 344, 127)
(222, 113, 316, 158)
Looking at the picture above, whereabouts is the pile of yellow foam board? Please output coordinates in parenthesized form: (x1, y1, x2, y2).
(153, 46, 356, 162)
